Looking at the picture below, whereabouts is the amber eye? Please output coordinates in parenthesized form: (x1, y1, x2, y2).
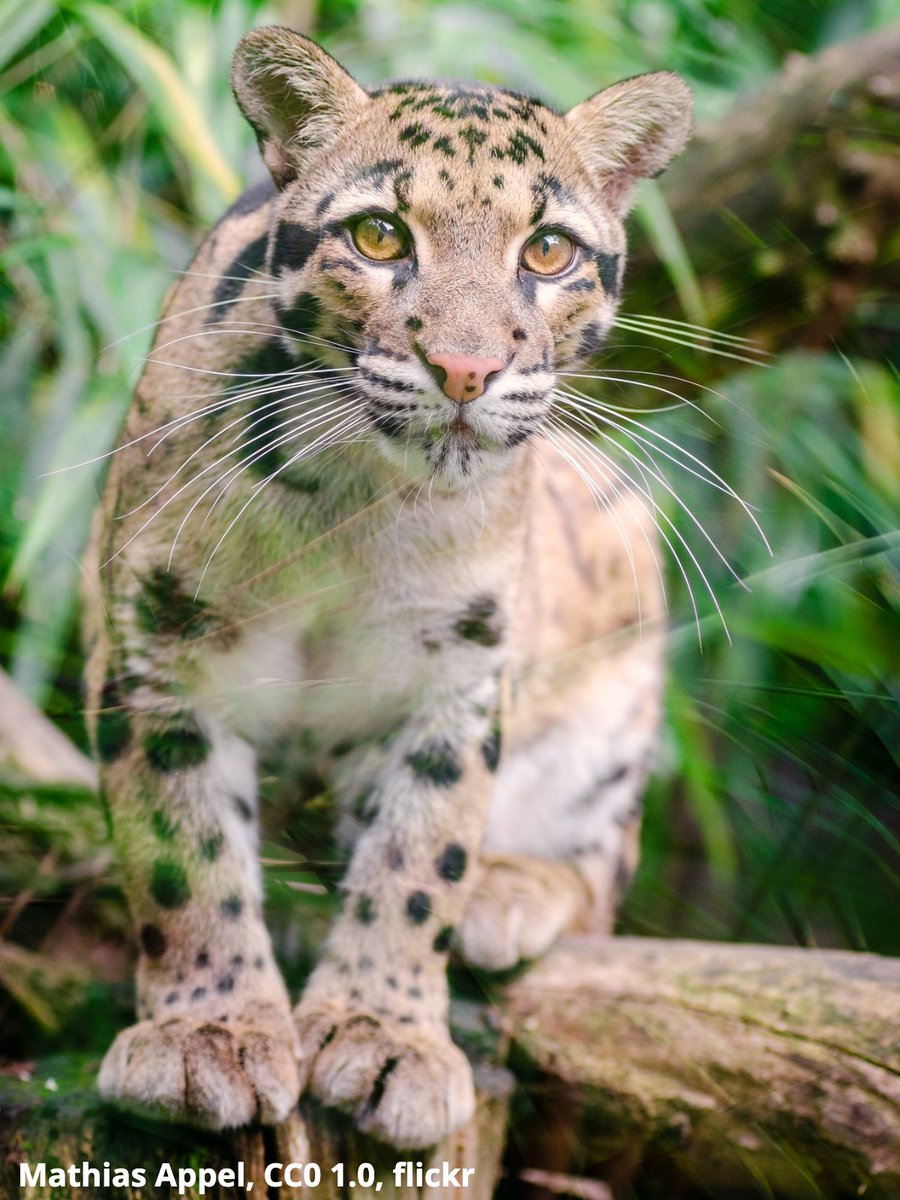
(520, 231, 576, 276)
(351, 216, 410, 262)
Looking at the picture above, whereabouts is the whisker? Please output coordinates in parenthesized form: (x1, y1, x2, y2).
(547, 422, 707, 643)
(563, 371, 717, 425)
(622, 311, 770, 351)
(193, 413, 369, 596)
(44, 361, 354, 478)
(120, 381, 358, 518)
(167, 399, 361, 564)
(103, 392, 359, 566)
(559, 394, 744, 589)
(612, 317, 771, 368)
(558, 385, 771, 555)
(540, 423, 648, 630)
(554, 418, 732, 642)
(100, 292, 281, 354)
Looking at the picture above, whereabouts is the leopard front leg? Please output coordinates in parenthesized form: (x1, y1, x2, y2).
(90, 668, 300, 1129)
(294, 686, 499, 1149)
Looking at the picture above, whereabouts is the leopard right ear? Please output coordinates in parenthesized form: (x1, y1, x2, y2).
(232, 26, 369, 189)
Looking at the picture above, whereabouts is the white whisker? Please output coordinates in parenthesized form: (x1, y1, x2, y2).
(193, 413, 369, 595)
(559, 385, 771, 555)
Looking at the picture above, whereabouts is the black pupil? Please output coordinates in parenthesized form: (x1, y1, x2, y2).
(370, 219, 394, 245)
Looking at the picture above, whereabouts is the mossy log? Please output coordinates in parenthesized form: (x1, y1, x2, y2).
(2, 937, 898, 1200)
(503, 936, 900, 1199)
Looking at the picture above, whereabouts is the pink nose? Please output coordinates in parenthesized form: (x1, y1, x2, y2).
(426, 352, 506, 404)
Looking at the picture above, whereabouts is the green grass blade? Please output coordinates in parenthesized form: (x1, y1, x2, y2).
(73, 1, 240, 215)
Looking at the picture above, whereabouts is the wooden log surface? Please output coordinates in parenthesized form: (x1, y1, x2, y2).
(504, 936, 900, 1199)
(2, 937, 898, 1199)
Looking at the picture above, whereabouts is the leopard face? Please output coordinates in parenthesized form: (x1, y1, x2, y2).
(233, 28, 692, 487)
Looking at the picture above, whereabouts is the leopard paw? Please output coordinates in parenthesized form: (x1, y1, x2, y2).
(295, 1007, 474, 1148)
(456, 854, 587, 971)
(98, 1005, 301, 1129)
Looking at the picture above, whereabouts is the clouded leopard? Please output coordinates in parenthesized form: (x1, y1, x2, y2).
(85, 26, 692, 1148)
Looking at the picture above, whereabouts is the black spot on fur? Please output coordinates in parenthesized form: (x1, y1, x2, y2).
(200, 830, 224, 861)
(276, 292, 322, 339)
(320, 1024, 338, 1049)
(398, 122, 430, 147)
(144, 717, 210, 772)
(578, 322, 607, 358)
(220, 894, 243, 920)
(271, 222, 320, 272)
(217, 975, 234, 994)
(482, 720, 502, 771)
(357, 158, 404, 185)
(405, 315, 423, 332)
(406, 890, 432, 925)
(218, 177, 275, 221)
(360, 368, 418, 393)
(165, 991, 178, 1005)
(364, 1055, 399, 1115)
(433, 136, 456, 157)
(151, 809, 178, 842)
(355, 894, 376, 924)
(96, 677, 131, 763)
(493, 174, 505, 189)
(140, 924, 167, 958)
(436, 843, 467, 883)
(437, 168, 455, 190)
(511, 328, 527, 341)
(150, 860, 191, 909)
(196, 950, 210, 968)
(433, 925, 454, 953)
(352, 786, 377, 825)
(530, 198, 546, 226)
(458, 124, 488, 161)
(191, 986, 207, 1001)
(454, 594, 503, 646)
(594, 251, 622, 298)
(493, 128, 545, 165)
(406, 739, 462, 787)
(387, 843, 404, 870)
(233, 794, 254, 822)
(231, 955, 244, 968)
(207, 234, 268, 324)
(369, 409, 408, 440)
(137, 567, 211, 637)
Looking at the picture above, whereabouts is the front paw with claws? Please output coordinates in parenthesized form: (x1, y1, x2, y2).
(98, 1005, 301, 1129)
(295, 1006, 475, 1148)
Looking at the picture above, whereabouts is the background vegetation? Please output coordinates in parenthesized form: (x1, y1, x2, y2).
(0, 0, 897, 1109)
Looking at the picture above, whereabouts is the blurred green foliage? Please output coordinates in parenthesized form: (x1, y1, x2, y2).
(0, 0, 898, 1057)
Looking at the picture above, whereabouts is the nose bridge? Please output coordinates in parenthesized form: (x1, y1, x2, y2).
(427, 352, 506, 404)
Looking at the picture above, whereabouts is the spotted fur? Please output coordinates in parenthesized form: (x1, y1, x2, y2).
(85, 27, 691, 1146)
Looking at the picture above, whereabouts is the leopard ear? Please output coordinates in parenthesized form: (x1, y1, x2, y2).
(565, 72, 692, 215)
(232, 26, 369, 188)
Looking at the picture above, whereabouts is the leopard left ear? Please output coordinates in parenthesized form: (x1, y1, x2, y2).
(232, 26, 369, 189)
(565, 72, 693, 215)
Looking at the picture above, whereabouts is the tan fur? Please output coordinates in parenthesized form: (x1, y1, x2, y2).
(85, 27, 691, 1146)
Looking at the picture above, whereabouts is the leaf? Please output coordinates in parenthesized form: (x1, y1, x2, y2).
(73, 1, 239, 214)
(0, 0, 54, 74)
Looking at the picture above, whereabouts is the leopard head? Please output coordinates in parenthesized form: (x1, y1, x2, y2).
(232, 27, 692, 487)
